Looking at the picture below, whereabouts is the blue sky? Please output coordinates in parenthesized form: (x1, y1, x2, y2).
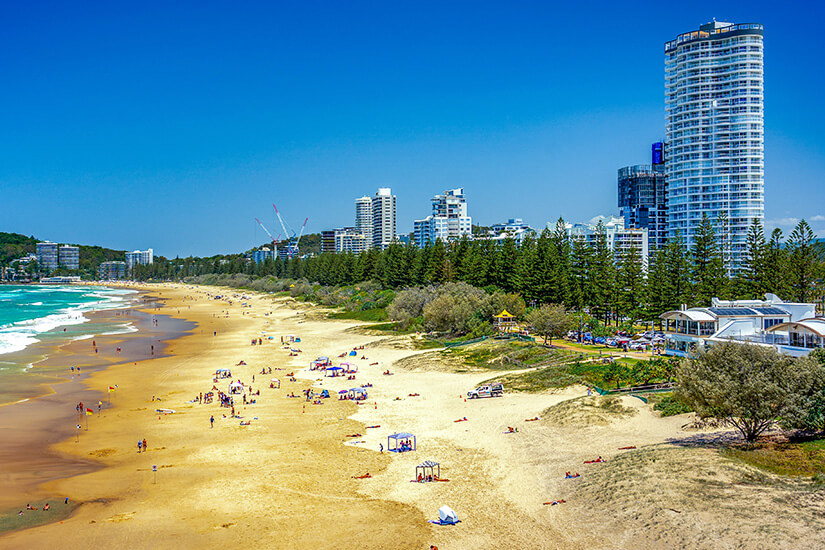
(2, 1, 824, 257)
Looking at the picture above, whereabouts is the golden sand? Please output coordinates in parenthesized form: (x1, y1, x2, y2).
(3, 283, 824, 549)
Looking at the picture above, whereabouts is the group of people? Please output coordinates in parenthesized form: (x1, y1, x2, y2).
(137, 437, 148, 453)
(396, 439, 414, 452)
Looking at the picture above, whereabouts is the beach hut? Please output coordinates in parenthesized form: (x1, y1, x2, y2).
(325, 366, 343, 378)
(348, 387, 368, 401)
(415, 460, 440, 482)
(493, 310, 517, 332)
(388, 432, 416, 453)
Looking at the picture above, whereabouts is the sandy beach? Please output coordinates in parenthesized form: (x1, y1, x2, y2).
(2, 283, 824, 549)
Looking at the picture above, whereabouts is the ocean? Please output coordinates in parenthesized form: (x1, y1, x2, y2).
(0, 284, 137, 356)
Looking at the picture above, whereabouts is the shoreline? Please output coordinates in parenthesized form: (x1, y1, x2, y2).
(0, 288, 195, 513)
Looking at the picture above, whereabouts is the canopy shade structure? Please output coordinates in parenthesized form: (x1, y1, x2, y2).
(349, 350, 357, 356)
(388, 432, 416, 452)
(348, 387, 368, 400)
(494, 310, 515, 319)
(416, 460, 440, 482)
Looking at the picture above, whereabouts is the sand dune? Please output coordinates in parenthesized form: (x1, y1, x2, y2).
(3, 283, 822, 549)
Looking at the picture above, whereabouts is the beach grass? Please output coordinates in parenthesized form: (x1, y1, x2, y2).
(327, 307, 388, 322)
(721, 438, 825, 478)
(0, 500, 79, 534)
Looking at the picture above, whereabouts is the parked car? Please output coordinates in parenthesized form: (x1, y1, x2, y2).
(467, 383, 504, 399)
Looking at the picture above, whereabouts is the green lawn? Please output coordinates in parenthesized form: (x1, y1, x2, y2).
(722, 438, 825, 478)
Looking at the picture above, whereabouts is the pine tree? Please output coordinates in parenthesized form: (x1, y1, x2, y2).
(787, 220, 820, 302)
(569, 236, 592, 310)
(590, 221, 615, 323)
(741, 218, 766, 299)
(764, 229, 789, 298)
(617, 244, 646, 322)
(691, 214, 726, 305)
(551, 217, 572, 305)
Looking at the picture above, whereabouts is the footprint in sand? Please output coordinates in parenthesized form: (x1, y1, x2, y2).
(106, 512, 135, 522)
(90, 449, 117, 457)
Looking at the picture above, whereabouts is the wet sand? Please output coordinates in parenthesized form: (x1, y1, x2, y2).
(0, 302, 194, 511)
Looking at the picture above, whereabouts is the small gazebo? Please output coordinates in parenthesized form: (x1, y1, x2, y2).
(348, 387, 368, 400)
(415, 460, 440, 482)
(388, 432, 416, 453)
(493, 310, 516, 332)
(325, 366, 343, 378)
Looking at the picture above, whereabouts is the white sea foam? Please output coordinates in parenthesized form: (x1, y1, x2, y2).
(0, 287, 141, 356)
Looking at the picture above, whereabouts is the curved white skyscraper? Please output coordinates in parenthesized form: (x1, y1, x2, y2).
(665, 21, 764, 271)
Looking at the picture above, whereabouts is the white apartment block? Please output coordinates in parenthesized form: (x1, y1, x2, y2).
(665, 21, 764, 271)
(413, 188, 472, 247)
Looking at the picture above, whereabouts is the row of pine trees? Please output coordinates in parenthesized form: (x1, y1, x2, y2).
(135, 216, 823, 322)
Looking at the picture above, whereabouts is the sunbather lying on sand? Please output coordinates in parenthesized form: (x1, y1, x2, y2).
(618, 445, 636, 450)
(525, 417, 540, 421)
(505, 426, 518, 433)
(543, 500, 566, 506)
(454, 417, 468, 422)
(564, 472, 581, 479)
(352, 473, 372, 479)
(409, 393, 420, 397)
(365, 425, 381, 429)
(584, 456, 605, 463)
(346, 433, 362, 438)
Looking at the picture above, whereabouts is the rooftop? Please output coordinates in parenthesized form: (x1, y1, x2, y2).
(665, 21, 763, 53)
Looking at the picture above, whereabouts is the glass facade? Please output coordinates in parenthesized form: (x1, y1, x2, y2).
(665, 21, 764, 272)
(618, 164, 667, 249)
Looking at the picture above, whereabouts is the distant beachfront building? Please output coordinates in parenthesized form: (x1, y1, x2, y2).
(36, 242, 59, 272)
(660, 294, 821, 357)
(475, 218, 536, 246)
(58, 245, 80, 270)
(321, 228, 370, 254)
(618, 163, 667, 250)
(355, 196, 374, 249)
(413, 188, 472, 248)
(252, 247, 276, 264)
(99, 261, 126, 280)
(372, 188, 397, 250)
(665, 21, 765, 271)
(125, 249, 153, 271)
(563, 216, 649, 268)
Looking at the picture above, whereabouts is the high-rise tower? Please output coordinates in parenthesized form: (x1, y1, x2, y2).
(665, 21, 764, 270)
(355, 195, 373, 248)
(371, 188, 397, 250)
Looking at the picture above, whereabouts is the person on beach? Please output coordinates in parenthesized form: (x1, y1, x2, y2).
(379, 443, 384, 453)
(210, 415, 214, 428)
(143, 438, 147, 452)
(138, 440, 143, 453)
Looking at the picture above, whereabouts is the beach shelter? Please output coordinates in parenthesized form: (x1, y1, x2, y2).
(388, 432, 416, 452)
(215, 369, 231, 378)
(493, 310, 517, 332)
(325, 366, 343, 377)
(415, 460, 440, 482)
(348, 350, 357, 356)
(348, 387, 368, 400)
(229, 381, 244, 394)
(438, 506, 459, 525)
(270, 378, 280, 389)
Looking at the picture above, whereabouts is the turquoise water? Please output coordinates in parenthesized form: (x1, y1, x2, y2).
(0, 285, 137, 356)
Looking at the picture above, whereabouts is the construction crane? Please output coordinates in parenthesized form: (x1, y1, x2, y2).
(273, 204, 308, 259)
(254, 218, 280, 246)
